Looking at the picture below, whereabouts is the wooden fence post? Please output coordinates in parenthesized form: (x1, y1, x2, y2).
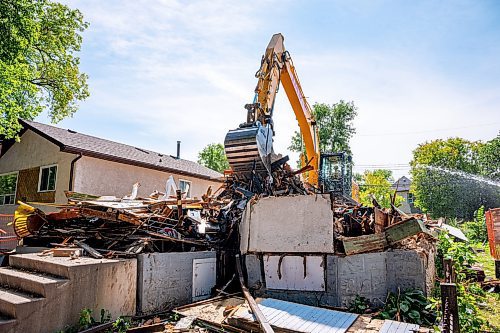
(443, 258, 455, 283)
(441, 282, 459, 333)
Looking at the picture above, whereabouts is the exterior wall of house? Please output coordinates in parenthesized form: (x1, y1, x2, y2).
(0, 130, 76, 214)
(397, 190, 411, 214)
(72, 156, 221, 199)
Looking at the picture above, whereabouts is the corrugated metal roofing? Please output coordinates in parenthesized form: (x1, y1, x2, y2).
(234, 298, 358, 333)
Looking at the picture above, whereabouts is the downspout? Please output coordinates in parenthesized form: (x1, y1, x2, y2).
(68, 153, 82, 191)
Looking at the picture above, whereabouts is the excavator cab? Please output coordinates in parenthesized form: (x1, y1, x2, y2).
(318, 152, 352, 196)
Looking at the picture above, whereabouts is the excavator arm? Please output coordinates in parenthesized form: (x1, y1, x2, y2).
(225, 33, 320, 186)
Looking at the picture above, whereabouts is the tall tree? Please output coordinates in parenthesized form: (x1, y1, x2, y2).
(0, 0, 89, 139)
(197, 143, 229, 173)
(358, 169, 404, 209)
(289, 101, 357, 156)
(410, 137, 500, 219)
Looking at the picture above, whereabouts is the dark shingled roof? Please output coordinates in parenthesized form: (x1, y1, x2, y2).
(19, 119, 223, 181)
(391, 176, 411, 192)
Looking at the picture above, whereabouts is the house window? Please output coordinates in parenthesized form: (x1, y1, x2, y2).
(0, 172, 18, 205)
(179, 179, 191, 198)
(38, 165, 57, 192)
(408, 192, 415, 204)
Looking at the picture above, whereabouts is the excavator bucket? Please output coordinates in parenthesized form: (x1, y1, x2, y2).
(224, 123, 273, 179)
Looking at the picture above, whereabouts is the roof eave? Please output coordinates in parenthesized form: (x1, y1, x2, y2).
(62, 146, 223, 182)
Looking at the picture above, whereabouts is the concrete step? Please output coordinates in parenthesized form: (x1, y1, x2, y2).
(0, 315, 16, 331)
(9, 254, 71, 278)
(0, 267, 68, 297)
(0, 286, 44, 319)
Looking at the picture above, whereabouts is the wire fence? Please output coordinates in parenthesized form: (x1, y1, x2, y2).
(0, 214, 17, 251)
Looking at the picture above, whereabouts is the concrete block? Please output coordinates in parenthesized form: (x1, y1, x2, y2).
(244, 254, 262, 289)
(137, 251, 216, 314)
(387, 250, 426, 293)
(240, 195, 334, 253)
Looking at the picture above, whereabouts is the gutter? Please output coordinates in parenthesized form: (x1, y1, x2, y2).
(68, 153, 83, 191)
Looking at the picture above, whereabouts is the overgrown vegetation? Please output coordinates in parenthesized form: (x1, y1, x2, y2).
(60, 308, 111, 332)
(432, 231, 495, 332)
(347, 295, 370, 314)
(376, 289, 436, 326)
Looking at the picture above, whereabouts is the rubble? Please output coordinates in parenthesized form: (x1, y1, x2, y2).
(12, 155, 437, 259)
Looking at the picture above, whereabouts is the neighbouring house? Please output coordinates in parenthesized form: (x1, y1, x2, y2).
(0, 119, 223, 214)
(392, 176, 421, 214)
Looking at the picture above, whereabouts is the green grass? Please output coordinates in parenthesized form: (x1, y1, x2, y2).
(473, 243, 500, 331)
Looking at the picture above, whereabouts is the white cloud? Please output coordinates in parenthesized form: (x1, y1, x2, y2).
(48, 1, 499, 180)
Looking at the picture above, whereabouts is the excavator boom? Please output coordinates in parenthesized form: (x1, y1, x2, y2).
(225, 33, 320, 185)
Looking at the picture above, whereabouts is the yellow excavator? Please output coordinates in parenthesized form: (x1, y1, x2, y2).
(224, 33, 353, 196)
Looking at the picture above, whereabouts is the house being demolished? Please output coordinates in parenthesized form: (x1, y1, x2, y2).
(5, 156, 438, 331)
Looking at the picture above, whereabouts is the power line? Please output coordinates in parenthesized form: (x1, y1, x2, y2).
(357, 122, 500, 137)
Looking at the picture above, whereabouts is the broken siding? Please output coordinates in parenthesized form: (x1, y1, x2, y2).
(16, 167, 55, 203)
(72, 156, 221, 200)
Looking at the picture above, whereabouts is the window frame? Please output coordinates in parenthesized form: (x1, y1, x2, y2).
(408, 192, 415, 204)
(38, 164, 58, 193)
(0, 171, 19, 206)
(179, 179, 192, 198)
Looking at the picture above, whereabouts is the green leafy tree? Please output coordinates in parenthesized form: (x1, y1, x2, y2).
(0, 0, 89, 139)
(358, 169, 404, 209)
(478, 134, 500, 180)
(289, 101, 357, 156)
(410, 137, 500, 219)
(197, 143, 229, 173)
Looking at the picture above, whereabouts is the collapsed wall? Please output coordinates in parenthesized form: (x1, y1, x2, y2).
(241, 195, 436, 307)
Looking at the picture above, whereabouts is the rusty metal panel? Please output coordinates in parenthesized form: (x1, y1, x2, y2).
(486, 208, 500, 259)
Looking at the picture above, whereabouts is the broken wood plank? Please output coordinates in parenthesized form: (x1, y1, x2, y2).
(75, 240, 103, 259)
(374, 207, 388, 234)
(235, 254, 274, 333)
(385, 218, 429, 245)
(52, 247, 82, 257)
(341, 233, 388, 255)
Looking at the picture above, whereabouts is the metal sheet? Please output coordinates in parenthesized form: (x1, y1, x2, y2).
(380, 320, 420, 333)
(233, 298, 358, 333)
(263, 255, 325, 291)
(192, 257, 216, 302)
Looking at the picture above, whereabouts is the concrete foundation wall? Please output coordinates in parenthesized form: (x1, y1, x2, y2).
(73, 156, 221, 200)
(240, 195, 334, 253)
(245, 249, 435, 308)
(3, 254, 136, 333)
(137, 251, 217, 314)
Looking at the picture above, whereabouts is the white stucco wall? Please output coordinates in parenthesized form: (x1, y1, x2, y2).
(72, 156, 222, 199)
(0, 130, 76, 214)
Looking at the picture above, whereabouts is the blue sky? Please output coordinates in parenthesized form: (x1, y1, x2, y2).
(41, 0, 500, 179)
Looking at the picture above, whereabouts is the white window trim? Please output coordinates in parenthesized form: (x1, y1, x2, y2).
(179, 179, 192, 198)
(38, 164, 58, 193)
(0, 171, 19, 206)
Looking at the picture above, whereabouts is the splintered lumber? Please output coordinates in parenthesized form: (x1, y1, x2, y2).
(235, 254, 274, 333)
(52, 248, 82, 257)
(342, 233, 388, 255)
(75, 240, 103, 259)
(385, 218, 429, 245)
(374, 207, 388, 234)
(486, 208, 500, 259)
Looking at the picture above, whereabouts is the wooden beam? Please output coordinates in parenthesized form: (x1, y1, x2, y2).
(235, 254, 274, 333)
